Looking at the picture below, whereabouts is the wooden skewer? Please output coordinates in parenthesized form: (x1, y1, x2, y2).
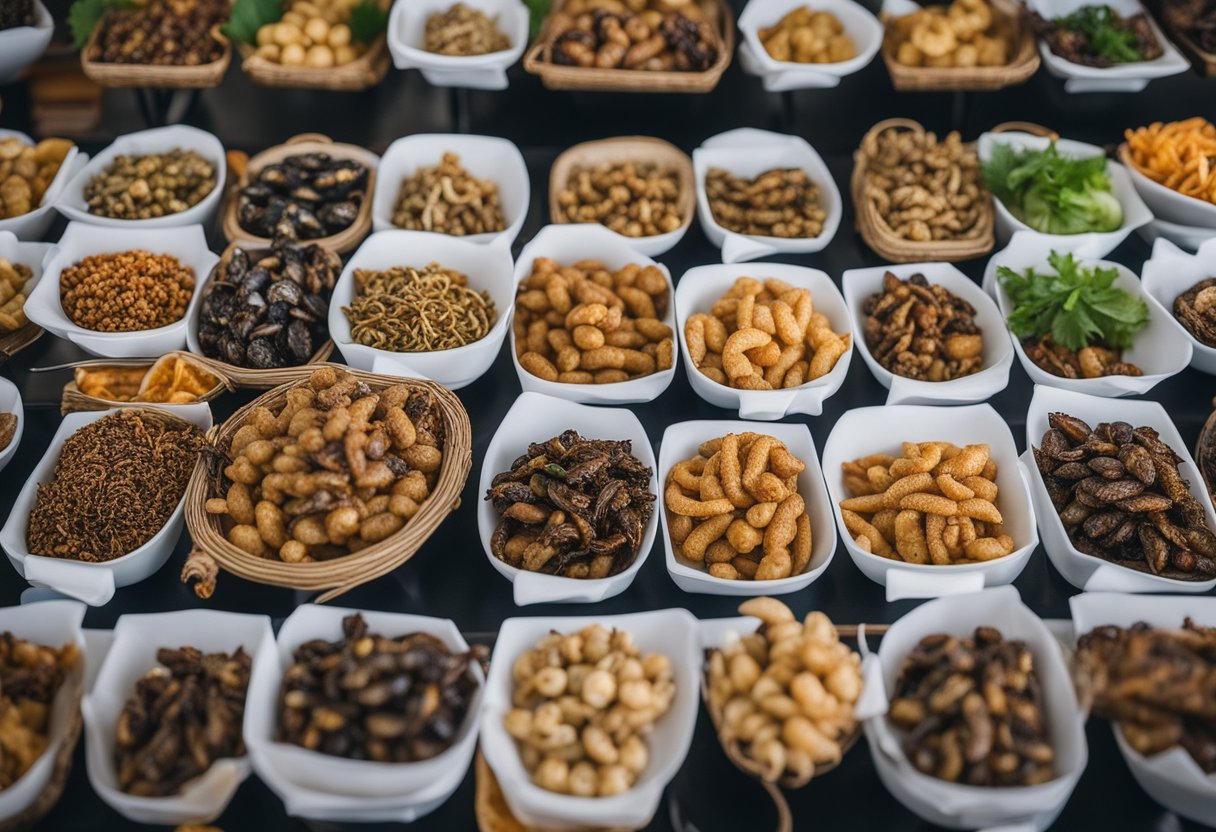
(837, 623, 889, 638)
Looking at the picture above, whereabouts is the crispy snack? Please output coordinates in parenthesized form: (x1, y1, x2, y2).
(0, 136, 72, 220)
(862, 125, 986, 243)
(759, 6, 857, 63)
(513, 257, 673, 384)
(1076, 619, 1216, 774)
(706, 167, 826, 239)
(76, 356, 221, 404)
(888, 0, 1011, 67)
(204, 367, 445, 562)
(89, 0, 227, 66)
(1022, 334, 1142, 379)
(706, 598, 862, 783)
(391, 152, 506, 236)
(665, 432, 813, 580)
(0, 631, 79, 790)
(60, 251, 194, 333)
(485, 430, 655, 578)
(1033, 413, 1216, 580)
(1162, 0, 1216, 52)
(840, 441, 1013, 564)
(863, 272, 983, 381)
(1125, 118, 1216, 206)
(76, 366, 147, 402)
(1174, 277, 1216, 346)
(425, 3, 511, 55)
(555, 160, 683, 238)
(546, 0, 718, 72)
(0, 0, 34, 29)
(0, 412, 15, 452)
(1031, 5, 1162, 67)
(84, 149, 217, 220)
(889, 627, 1056, 786)
(505, 623, 675, 796)
(686, 276, 850, 390)
(0, 258, 34, 333)
(344, 264, 497, 352)
(250, 0, 375, 68)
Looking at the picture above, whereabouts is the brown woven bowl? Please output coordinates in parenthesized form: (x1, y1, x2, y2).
(82, 24, 232, 89)
(238, 35, 390, 91)
(181, 365, 471, 602)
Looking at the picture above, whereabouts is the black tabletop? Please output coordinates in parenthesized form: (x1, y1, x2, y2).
(1, 8, 1215, 829)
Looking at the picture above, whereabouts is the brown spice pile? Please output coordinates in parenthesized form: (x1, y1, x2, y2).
(60, 251, 194, 333)
(27, 410, 204, 562)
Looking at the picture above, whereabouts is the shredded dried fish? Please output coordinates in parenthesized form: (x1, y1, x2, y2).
(343, 264, 497, 352)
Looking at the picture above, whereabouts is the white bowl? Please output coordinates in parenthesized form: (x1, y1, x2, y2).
(675, 262, 852, 419)
(1028, 0, 1188, 93)
(0, 375, 23, 475)
(0, 1, 52, 84)
(244, 604, 484, 801)
(328, 229, 513, 389)
(0, 600, 86, 825)
(986, 231, 1192, 397)
(977, 131, 1152, 257)
(1121, 144, 1216, 229)
(1141, 236, 1216, 375)
(388, 0, 528, 90)
(82, 610, 275, 826)
(477, 392, 658, 605)
(694, 128, 842, 263)
(1135, 216, 1216, 253)
(510, 224, 677, 405)
(855, 586, 1087, 831)
(821, 403, 1039, 602)
(57, 125, 225, 229)
(0, 129, 83, 242)
(480, 609, 699, 830)
(24, 222, 217, 359)
(1069, 593, 1216, 826)
(842, 262, 1013, 406)
(737, 0, 883, 90)
(1023, 384, 1216, 593)
(0, 403, 214, 606)
(370, 133, 529, 247)
(658, 419, 836, 596)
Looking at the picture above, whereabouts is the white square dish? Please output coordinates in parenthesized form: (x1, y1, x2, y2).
(1139, 236, 1216, 374)
(736, 0, 883, 90)
(388, 0, 528, 90)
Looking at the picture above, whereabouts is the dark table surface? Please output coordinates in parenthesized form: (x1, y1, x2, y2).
(2, 7, 1216, 829)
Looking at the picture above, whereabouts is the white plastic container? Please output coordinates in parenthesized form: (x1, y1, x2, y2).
(854, 586, 1087, 831)
(1135, 216, 1216, 253)
(23, 222, 217, 359)
(1121, 146, 1216, 229)
(477, 392, 658, 605)
(370, 133, 529, 246)
(0, 375, 23, 475)
(328, 229, 514, 389)
(244, 605, 483, 811)
(1140, 236, 1216, 374)
(842, 262, 1013, 406)
(0, 1, 53, 84)
(480, 609, 699, 830)
(510, 224, 677, 405)
(0, 403, 213, 606)
(82, 610, 275, 826)
(821, 403, 1039, 602)
(0, 129, 83, 241)
(736, 0, 882, 91)
(1023, 385, 1216, 593)
(1027, 0, 1188, 93)
(675, 262, 851, 419)
(1069, 593, 1216, 827)
(658, 419, 836, 596)
(388, 0, 528, 90)
(57, 125, 226, 229)
(977, 131, 1152, 257)
(694, 128, 842, 263)
(986, 231, 1192, 397)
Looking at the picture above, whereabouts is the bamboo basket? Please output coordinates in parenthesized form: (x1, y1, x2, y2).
(58, 352, 232, 415)
(221, 134, 377, 255)
(474, 752, 631, 832)
(181, 365, 472, 601)
(1196, 397, 1216, 502)
(238, 35, 391, 91)
(548, 136, 695, 230)
(523, 0, 734, 92)
(0, 324, 42, 363)
(880, 0, 1039, 92)
(82, 24, 232, 89)
(851, 118, 995, 263)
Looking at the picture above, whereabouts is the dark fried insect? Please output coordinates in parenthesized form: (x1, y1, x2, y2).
(237, 153, 368, 241)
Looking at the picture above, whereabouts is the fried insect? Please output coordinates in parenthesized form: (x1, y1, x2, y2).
(863, 272, 983, 381)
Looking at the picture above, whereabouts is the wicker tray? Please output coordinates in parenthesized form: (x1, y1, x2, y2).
(57, 352, 233, 415)
(474, 752, 632, 832)
(880, 0, 1039, 92)
(81, 24, 232, 89)
(548, 136, 695, 228)
(851, 117, 995, 263)
(523, 0, 734, 92)
(0, 323, 42, 364)
(181, 365, 471, 601)
(221, 133, 377, 255)
(238, 35, 391, 91)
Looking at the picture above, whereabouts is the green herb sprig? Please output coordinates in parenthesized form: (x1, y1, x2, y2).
(1054, 4, 1144, 64)
(68, 0, 136, 49)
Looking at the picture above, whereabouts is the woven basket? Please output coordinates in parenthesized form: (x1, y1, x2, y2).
(851, 117, 995, 263)
(880, 0, 1038, 92)
(523, 0, 734, 92)
(0, 324, 42, 363)
(474, 752, 632, 832)
(58, 352, 233, 415)
(181, 365, 471, 601)
(548, 136, 695, 230)
(1159, 16, 1216, 76)
(1196, 397, 1216, 501)
(238, 35, 390, 91)
(221, 133, 377, 256)
(81, 24, 232, 89)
